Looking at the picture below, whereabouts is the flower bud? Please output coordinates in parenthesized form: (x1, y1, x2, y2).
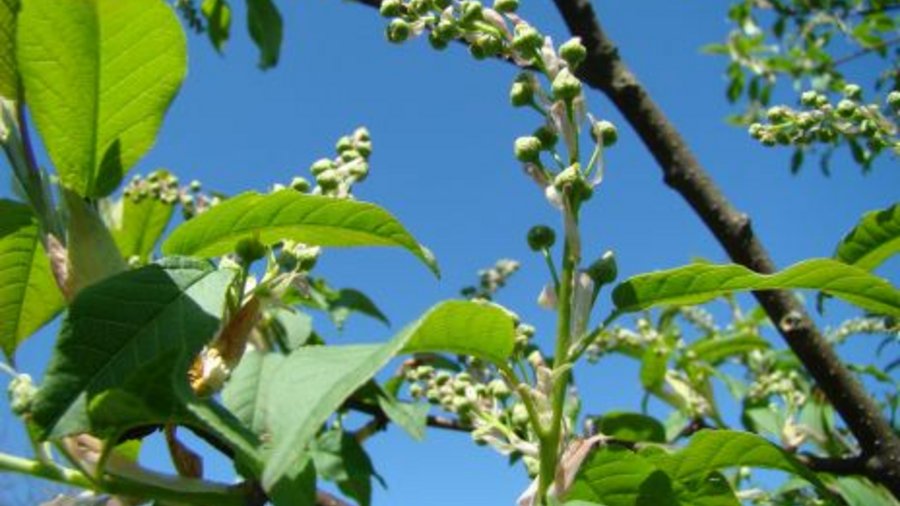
(408, 0, 430, 15)
(460, 1, 483, 24)
(511, 403, 530, 426)
(800, 90, 819, 107)
(534, 125, 558, 149)
(387, 18, 412, 43)
(551, 67, 581, 101)
(748, 123, 764, 139)
(512, 23, 542, 55)
(379, 0, 403, 17)
(591, 120, 618, 147)
(310, 158, 335, 176)
(553, 163, 580, 189)
(429, 29, 450, 50)
(843, 83, 862, 100)
(514, 136, 543, 162)
(493, 0, 517, 12)
(8, 374, 36, 416)
(470, 33, 502, 60)
(290, 177, 311, 193)
(489, 379, 511, 400)
(836, 99, 856, 118)
(559, 37, 586, 69)
(189, 179, 202, 192)
(316, 169, 340, 190)
(766, 106, 790, 124)
(510, 76, 534, 107)
(887, 91, 900, 111)
(409, 383, 424, 398)
(235, 237, 267, 265)
(526, 225, 555, 251)
(585, 250, 617, 287)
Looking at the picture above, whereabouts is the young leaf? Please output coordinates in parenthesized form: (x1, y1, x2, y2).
(0, 0, 17, 100)
(17, 0, 187, 197)
(162, 190, 439, 277)
(222, 349, 286, 435)
(612, 258, 900, 317)
(833, 203, 900, 272)
(201, 0, 231, 53)
(109, 192, 176, 262)
(592, 412, 666, 443)
(246, 0, 282, 69)
(682, 334, 769, 366)
(31, 257, 235, 439)
(312, 430, 384, 506)
(0, 200, 64, 359)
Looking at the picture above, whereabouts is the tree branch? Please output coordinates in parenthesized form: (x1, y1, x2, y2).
(549, 0, 900, 496)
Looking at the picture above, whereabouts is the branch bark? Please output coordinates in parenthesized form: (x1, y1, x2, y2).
(550, 0, 900, 496)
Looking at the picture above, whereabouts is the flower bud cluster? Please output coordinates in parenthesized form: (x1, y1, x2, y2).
(276, 240, 321, 273)
(747, 369, 807, 407)
(123, 171, 220, 220)
(7, 373, 36, 417)
(827, 316, 898, 346)
(748, 85, 899, 164)
(307, 127, 372, 198)
(460, 258, 520, 300)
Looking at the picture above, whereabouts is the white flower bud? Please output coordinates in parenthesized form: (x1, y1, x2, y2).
(551, 67, 581, 101)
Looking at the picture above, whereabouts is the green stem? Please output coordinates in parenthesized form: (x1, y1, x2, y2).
(542, 249, 561, 292)
(536, 204, 578, 504)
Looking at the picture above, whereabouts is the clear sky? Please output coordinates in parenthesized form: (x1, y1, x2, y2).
(1, 1, 898, 505)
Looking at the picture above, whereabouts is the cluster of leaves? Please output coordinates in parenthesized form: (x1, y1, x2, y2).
(705, 0, 900, 172)
(0, 0, 898, 506)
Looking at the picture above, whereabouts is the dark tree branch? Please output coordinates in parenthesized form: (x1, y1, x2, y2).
(349, 0, 900, 496)
(550, 0, 900, 496)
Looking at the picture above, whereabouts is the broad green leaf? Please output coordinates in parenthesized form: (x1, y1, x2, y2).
(201, 0, 231, 52)
(162, 190, 439, 277)
(612, 258, 900, 317)
(834, 203, 900, 271)
(110, 193, 175, 262)
(305, 278, 390, 329)
(259, 300, 514, 491)
(246, 0, 282, 69)
(660, 430, 823, 489)
(32, 258, 235, 439)
(265, 307, 313, 351)
(399, 300, 516, 365)
(682, 335, 769, 366)
(0, 0, 17, 99)
(63, 189, 127, 295)
(593, 412, 666, 443)
(0, 200, 64, 359)
(17, 0, 187, 197)
(376, 395, 429, 442)
(222, 349, 286, 436)
(830, 476, 900, 506)
(565, 446, 674, 506)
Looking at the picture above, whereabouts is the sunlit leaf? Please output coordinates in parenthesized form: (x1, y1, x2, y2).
(834, 203, 900, 271)
(162, 190, 439, 277)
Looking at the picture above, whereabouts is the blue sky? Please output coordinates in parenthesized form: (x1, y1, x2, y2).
(2, 1, 899, 504)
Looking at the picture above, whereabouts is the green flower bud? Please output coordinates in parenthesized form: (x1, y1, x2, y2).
(816, 127, 836, 143)
(534, 125, 558, 149)
(453, 396, 474, 414)
(355, 140, 373, 158)
(591, 120, 618, 147)
(766, 106, 790, 124)
(888, 91, 900, 110)
(426, 389, 441, 403)
(516, 323, 535, 338)
(379, 0, 403, 17)
(387, 18, 412, 43)
(511, 403, 529, 426)
(316, 169, 340, 190)
(559, 37, 586, 69)
(290, 177, 311, 192)
(340, 149, 361, 162)
(509, 79, 534, 107)
(493, 0, 518, 12)
(512, 23, 542, 55)
(488, 379, 511, 399)
(434, 19, 461, 40)
(8, 374, 36, 417)
(860, 119, 877, 136)
(585, 250, 617, 287)
(460, 1, 483, 24)
(235, 237, 267, 265)
(189, 179, 202, 192)
(526, 225, 555, 251)
(348, 161, 370, 180)
(551, 67, 581, 101)
(434, 370, 451, 386)
(800, 91, 819, 107)
(836, 99, 856, 118)
(409, 0, 430, 15)
(553, 163, 581, 189)
(470, 33, 502, 60)
(843, 83, 862, 100)
(456, 372, 472, 383)
(428, 29, 450, 50)
(415, 365, 435, 379)
(514, 136, 543, 162)
(433, 0, 451, 8)
(760, 134, 776, 147)
(409, 383, 424, 398)
(748, 123, 764, 139)
(310, 158, 335, 176)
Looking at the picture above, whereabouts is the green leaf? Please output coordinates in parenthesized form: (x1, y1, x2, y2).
(265, 307, 314, 352)
(302, 278, 390, 329)
(201, 0, 231, 52)
(830, 476, 900, 506)
(834, 203, 900, 272)
(0, 200, 64, 359)
(374, 389, 428, 441)
(660, 430, 824, 489)
(399, 300, 516, 365)
(565, 445, 675, 506)
(17, 0, 187, 197)
(0, 0, 17, 100)
(32, 257, 235, 438)
(259, 300, 514, 491)
(246, 0, 282, 69)
(109, 193, 175, 262)
(682, 335, 769, 365)
(639, 346, 669, 391)
(162, 190, 439, 277)
(593, 412, 666, 443)
(312, 430, 383, 506)
(222, 349, 286, 436)
(612, 258, 900, 317)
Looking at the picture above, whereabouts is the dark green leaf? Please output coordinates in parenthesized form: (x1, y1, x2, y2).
(683, 335, 769, 365)
(593, 412, 666, 443)
(312, 430, 383, 506)
(110, 192, 175, 262)
(201, 0, 231, 52)
(246, 0, 282, 69)
(0, 0, 18, 100)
